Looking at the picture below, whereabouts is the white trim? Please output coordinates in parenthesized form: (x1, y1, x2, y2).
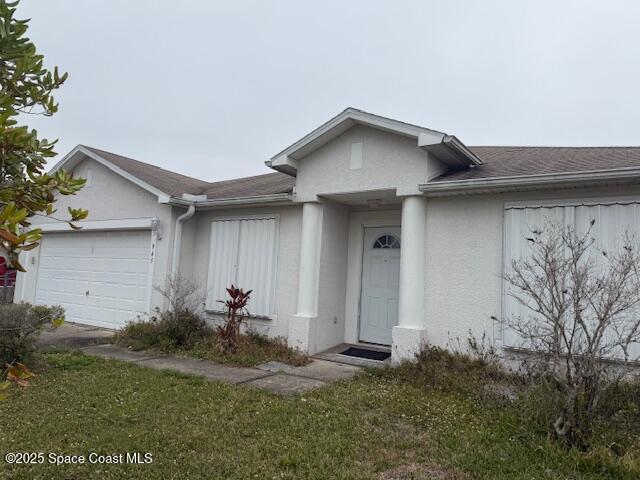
(146, 227, 159, 316)
(17, 250, 31, 302)
(267, 108, 453, 174)
(498, 207, 508, 348)
(270, 108, 444, 162)
(50, 145, 170, 202)
(420, 167, 640, 196)
(504, 195, 640, 210)
(38, 217, 157, 233)
(31, 240, 44, 305)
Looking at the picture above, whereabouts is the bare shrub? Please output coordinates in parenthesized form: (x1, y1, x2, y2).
(154, 273, 206, 319)
(115, 275, 208, 351)
(504, 220, 640, 447)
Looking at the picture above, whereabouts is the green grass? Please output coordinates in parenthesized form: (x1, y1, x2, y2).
(1, 351, 638, 480)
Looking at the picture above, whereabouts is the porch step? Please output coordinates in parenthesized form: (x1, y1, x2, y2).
(314, 344, 392, 369)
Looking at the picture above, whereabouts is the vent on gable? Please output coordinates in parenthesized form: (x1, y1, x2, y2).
(350, 142, 363, 170)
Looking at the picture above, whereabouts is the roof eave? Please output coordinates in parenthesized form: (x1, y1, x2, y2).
(265, 157, 297, 176)
(419, 167, 640, 197)
(418, 133, 484, 169)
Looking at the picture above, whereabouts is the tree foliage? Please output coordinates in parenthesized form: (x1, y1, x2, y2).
(0, 0, 87, 271)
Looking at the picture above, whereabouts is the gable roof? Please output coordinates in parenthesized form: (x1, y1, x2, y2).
(52, 117, 640, 204)
(52, 145, 295, 203)
(432, 146, 640, 182)
(267, 107, 483, 175)
(83, 146, 211, 197)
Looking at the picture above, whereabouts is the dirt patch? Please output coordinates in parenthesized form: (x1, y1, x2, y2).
(379, 462, 470, 480)
(376, 419, 469, 480)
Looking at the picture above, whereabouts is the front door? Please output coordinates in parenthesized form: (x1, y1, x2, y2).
(359, 227, 401, 345)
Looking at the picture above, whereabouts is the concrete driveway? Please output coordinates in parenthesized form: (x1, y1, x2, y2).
(37, 322, 113, 349)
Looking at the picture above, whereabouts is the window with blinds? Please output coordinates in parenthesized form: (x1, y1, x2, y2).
(206, 216, 279, 318)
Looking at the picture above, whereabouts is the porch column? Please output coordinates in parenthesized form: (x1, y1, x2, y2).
(289, 201, 323, 352)
(392, 195, 428, 363)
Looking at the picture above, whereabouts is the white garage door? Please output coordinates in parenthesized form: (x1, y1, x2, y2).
(35, 230, 152, 329)
(503, 199, 640, 358)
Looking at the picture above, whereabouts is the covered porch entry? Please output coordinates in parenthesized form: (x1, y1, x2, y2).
(287, 189, 428, 363)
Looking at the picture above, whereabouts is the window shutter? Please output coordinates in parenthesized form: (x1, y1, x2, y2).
(236, 217, 278, 317)
(503, 201, 640, 358)
(206, 216, 279, 318)
(206, 219, 240, 311)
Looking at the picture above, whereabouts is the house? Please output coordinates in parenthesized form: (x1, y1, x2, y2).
(15, 108, 640, 362)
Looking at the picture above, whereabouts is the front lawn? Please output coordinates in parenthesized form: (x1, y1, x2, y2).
(1, 351, 638, 479)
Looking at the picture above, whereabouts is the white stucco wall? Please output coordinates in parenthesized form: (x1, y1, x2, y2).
(15, 156, 176, 312)
(295, 125, 440, 201)
(181, 204, 302, 339)
(424, 194, 503, 349)
(423, 184, 640, 352)
(314, 200, 350, 352)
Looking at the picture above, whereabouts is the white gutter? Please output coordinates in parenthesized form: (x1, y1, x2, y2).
(168, 192, 293, 208)
(419, 166, 640, 196)
(170, 194, 206, 276)
(442, 136, 484, 166)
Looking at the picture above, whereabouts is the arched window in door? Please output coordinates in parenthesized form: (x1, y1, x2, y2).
(372, 234, 400, 249)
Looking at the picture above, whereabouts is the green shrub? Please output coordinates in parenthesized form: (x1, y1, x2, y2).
(157, 310, 209, 349)
(383, 345, 521, 403)
(115, 310, 210, 351)
(0, 302, 64, 365)
(191, 330, 309, 367)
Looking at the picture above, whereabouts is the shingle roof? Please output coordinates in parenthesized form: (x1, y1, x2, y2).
(433, 146, 640, 182)
(202, 173, 296, 200)
(83, 146, 295, 200)
(84, 146, 210, 197)
(86, 144, 640, 198)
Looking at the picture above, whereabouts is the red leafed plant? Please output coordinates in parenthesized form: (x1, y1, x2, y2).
(215, 285, 252, 353)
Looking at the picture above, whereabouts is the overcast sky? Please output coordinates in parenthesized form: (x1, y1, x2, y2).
(19, 0, 640, 181)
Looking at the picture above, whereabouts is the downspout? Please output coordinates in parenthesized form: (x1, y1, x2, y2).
(170, 204, 195, 277)
(170, 194, 206, 277)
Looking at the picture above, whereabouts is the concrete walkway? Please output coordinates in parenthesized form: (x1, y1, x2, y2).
(80, 344, 362, 395)
(37, 322, 113, 349)
(39, 324, 363, 395)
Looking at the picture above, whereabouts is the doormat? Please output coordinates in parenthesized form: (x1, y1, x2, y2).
(339, 347, 390, 361)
